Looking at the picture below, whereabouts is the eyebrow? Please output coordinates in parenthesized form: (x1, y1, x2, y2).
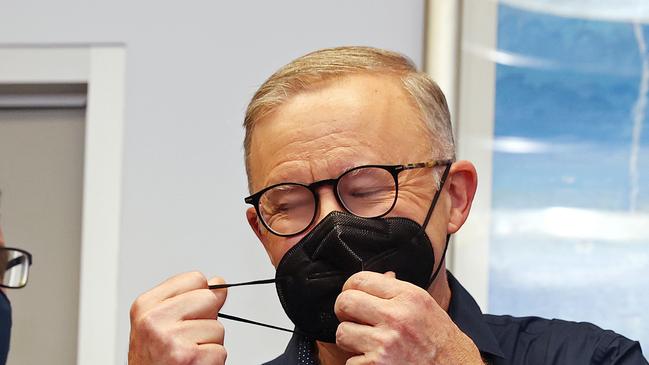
(263, 168, 311, 188)
(263, 160, 369, 189)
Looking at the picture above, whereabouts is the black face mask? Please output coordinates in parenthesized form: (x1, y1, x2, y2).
(211, 164, 452, 342)
(275, 210, 447, 342)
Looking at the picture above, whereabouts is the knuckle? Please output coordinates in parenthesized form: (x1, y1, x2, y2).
(167, 342, 196, 365)
(129, 297, 144, 322)
(218, 346, 228, 363)
(214, 320, 226, 342)
(403, 287, 434, 308)
(204, 345, 227, 364)
(335, 292, 353, 315)
(214, 319, 225, 333)
(370, 333, 396, 364)
(186, 271, 208, 288)
(136, 311, 160, 335)
(383, 329, 400, 347)
(347, 272, 368, 289)
(335, 322, 348, 344)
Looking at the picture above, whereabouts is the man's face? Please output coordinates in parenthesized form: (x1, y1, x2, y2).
(246, 73, 457, 267)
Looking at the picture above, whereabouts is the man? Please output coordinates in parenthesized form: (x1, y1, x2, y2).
(128, 46, 648, 364)
(0, 213, 34, 364)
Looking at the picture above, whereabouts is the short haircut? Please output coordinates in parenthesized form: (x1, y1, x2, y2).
(243, 46, 455, 191)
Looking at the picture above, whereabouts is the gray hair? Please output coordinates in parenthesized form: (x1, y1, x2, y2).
(243, 46, 455, 190)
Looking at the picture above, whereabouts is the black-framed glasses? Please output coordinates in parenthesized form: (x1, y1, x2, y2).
(0, 247, 33, 289)
(245, 159, 453, 237)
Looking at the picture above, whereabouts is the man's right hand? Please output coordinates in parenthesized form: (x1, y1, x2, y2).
(128, 272, 228, 365)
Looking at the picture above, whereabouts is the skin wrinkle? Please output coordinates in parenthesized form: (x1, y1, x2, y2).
(245, 73, 480, 364)
(250, 120, 376, 192)
(252, 136, 428, 194)
(127, 49, 478, 365)
(248, 73, 432, 192)
(263, 144, 362, 188)
(249, 74, 449, 261)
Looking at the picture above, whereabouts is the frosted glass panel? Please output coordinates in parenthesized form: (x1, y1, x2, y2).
(488, 3, 649, 352)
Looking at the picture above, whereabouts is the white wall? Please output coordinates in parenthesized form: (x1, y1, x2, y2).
(0, 2, 425, 363)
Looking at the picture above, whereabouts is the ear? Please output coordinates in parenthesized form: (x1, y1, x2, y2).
(246, 207, 263, 242)
(445, 160, 478, 234)
(246, 207, 275, 259)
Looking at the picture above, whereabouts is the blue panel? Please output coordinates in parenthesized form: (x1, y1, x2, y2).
(489, 3, 649, 354)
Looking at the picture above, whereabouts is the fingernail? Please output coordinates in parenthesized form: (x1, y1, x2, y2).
(208, 277, 226, 286)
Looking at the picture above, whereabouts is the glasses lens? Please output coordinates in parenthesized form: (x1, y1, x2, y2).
(0, 249, 30, 288)
(259, 184, 316, 235)
(338, 166, 397, 218)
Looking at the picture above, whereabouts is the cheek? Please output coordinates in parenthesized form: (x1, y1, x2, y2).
(265, 234, 304, 268)
(424, 214, 448, 243)
(390, 190, 433, 225)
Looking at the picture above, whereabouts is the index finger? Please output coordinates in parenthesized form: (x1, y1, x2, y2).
(342, 271, 413, 299)
(136, 271, 209, 312)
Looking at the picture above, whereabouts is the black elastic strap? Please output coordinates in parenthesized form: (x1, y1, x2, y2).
(208, 278, 276, 289)
(428, 234, 451, 288)
(217, 313, 294, 334)
(421, 163, 452, 288)
(422, 163, 452, 226)
(208, 278, 295, 334)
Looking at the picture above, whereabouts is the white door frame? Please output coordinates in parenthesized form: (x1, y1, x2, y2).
(424, 0, 499, 311)
(0, 45, 125, 365)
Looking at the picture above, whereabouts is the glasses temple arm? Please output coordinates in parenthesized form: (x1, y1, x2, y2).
(4, 256, 26, 271)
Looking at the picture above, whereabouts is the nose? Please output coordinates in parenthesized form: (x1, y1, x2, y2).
(314, 185, 345, 224)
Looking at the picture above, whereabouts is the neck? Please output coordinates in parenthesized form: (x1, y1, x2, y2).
(317, 269, 452, 365)
(428, 268, 452, 312)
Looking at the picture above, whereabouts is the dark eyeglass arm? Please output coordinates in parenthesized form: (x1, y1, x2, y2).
(4, 256, 26, 271)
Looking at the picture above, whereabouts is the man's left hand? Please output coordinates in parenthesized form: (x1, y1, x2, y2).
(334, 271, 484, 365)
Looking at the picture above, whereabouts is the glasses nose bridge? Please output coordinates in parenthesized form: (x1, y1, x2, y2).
(310, 177, 344, 202)
(309, 177, 337, 189)
(309, 178, 345, 220)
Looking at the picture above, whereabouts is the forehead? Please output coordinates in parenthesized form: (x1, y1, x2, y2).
(248, 74, 433, 191)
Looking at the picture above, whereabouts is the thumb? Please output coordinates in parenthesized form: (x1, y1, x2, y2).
(208, 276, 228, 312)
(384, 271, 396, 279)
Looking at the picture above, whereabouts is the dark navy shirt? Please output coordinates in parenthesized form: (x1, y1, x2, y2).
(265, 271, 648, 365)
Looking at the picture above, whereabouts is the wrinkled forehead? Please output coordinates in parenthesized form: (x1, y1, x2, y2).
(246, 74, 433, 192)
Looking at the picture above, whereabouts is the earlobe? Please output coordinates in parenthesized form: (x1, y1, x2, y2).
(446, 161, 478, 234)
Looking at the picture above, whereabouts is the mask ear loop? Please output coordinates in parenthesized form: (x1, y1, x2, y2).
(209, 164, 453, 334)
(209, 278, 276, 289)
(217, 313, 294, 334)
(209, 278, 297, 334)
(420, 163, 452, 288)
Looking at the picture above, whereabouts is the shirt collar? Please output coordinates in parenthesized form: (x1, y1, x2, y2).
(447, 271, 505, 359)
